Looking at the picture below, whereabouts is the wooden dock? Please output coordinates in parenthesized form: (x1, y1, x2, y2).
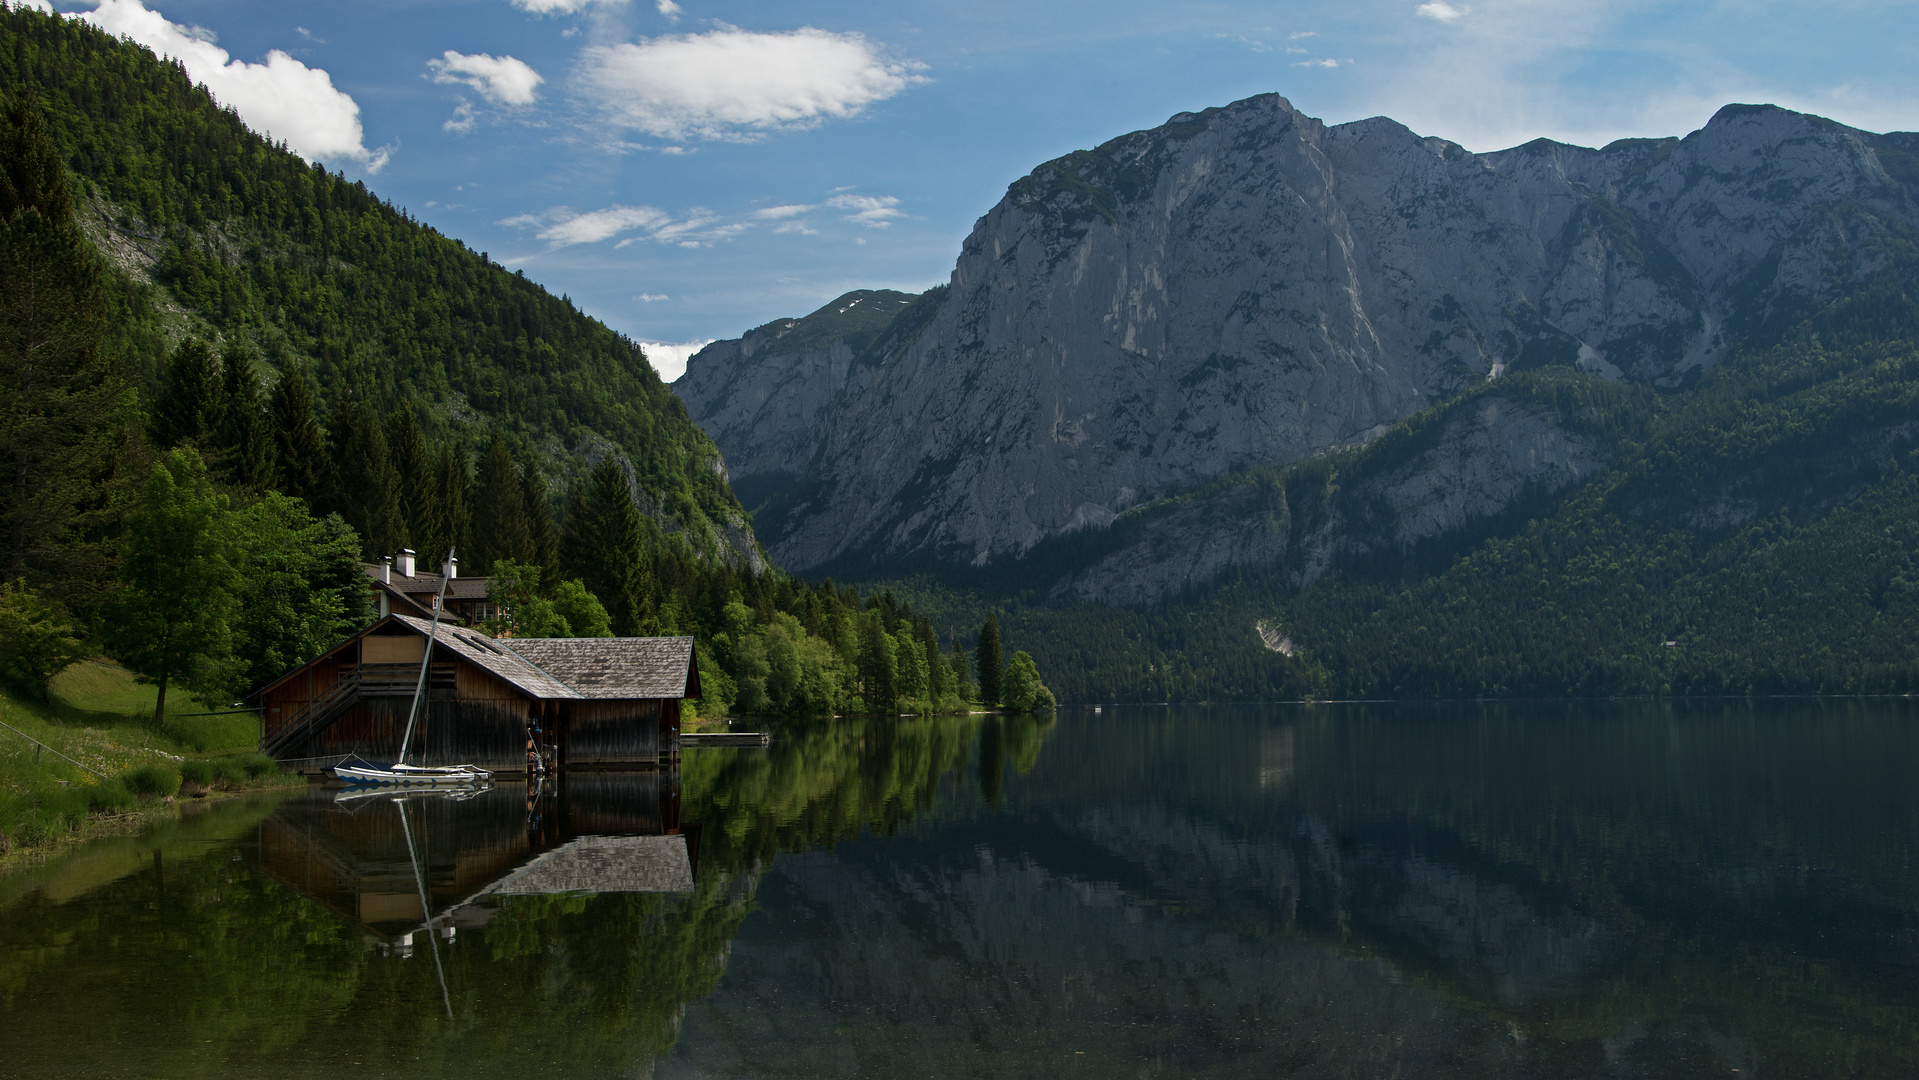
(679, 732, 771, 748)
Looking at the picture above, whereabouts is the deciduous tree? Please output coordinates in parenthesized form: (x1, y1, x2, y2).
(108, 448, 240, 723)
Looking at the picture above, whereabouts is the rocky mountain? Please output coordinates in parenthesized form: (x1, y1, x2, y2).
(677, 95, 1919, 586)
(673, 289, 916, 511)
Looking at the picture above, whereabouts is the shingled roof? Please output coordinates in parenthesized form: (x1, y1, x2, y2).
(390, 614, 582, 700)
(506, 637, 699, 699)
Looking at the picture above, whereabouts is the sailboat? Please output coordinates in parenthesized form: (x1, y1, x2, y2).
(329, 548, 493, 788)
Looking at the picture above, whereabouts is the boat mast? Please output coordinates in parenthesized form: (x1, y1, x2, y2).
(398, 547, 455, 766)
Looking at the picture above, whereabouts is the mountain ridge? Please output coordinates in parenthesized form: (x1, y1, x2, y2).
(680, 95, 1919, 590)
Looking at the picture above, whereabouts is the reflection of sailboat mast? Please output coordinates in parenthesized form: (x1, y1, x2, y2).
(396, 798, 455, 1021)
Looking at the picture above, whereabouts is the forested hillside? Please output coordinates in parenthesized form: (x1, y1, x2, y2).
(0, 5, 743, 560)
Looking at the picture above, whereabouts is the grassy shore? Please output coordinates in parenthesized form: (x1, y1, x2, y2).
(0, 663, 298, 864)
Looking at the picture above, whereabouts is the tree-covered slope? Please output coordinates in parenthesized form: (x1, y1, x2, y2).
(0, 5, 747, 557)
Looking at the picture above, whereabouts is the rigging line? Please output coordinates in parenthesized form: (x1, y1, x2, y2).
(397, 797, 456, 1021)
(0, 716, 111, 781)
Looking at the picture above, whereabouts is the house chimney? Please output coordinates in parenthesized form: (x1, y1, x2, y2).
(381, 555, 393, 584)
(444, 555, 459, 579)
(397, 549, 416, 578)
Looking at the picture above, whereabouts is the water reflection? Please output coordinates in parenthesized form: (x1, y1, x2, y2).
(3, 704, 1918, 1078)
(255, 774, 694, 951)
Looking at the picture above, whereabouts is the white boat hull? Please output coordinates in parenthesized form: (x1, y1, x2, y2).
(328, 758, 492, 787)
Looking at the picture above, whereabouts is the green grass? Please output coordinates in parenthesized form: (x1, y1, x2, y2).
(1, 664, 283, 857)
(47, 661, 259, 752)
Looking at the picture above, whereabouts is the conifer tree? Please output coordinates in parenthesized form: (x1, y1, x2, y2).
(468, 430, 527, 575)
(323, 393, 401, 558)
(268, 361, 325, 502)
(976, 613, 1003, 706)
(522, 460, 558, 575)
(383, 407, 426, 547)
(858, 611, 897, 713)
(151, 338, 222, 449)
(560, 457, 651, 635)
(215, 342, 273, 490)
(951, 638, 975, 701)
(416, 441, 470, 571)
(0, 90, 134, 601)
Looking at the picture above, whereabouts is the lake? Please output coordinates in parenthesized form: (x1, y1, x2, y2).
(3, 702, 1917, 1078)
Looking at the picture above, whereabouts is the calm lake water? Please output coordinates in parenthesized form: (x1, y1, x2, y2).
(3, 702, 1918, 1078)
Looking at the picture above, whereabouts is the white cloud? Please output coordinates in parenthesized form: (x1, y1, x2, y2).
(752, 203, 814, 219)
(656, 0, 681, 20)
(635, 293, 669, 302)
(511, 0, 621, 13)
(827, 193, 903, 227)
(1294, 58, 1343, 68)
(79, 0, 388, 170)
(1416, 2, 1467, 22)
(444, 100, 478, 134)
(578, 27, 926, 141)
(643, 340, 713, 382)
(427, 51, 543, 106)
(501, 203, 749, 249)
(1289, 30, 1317, 40)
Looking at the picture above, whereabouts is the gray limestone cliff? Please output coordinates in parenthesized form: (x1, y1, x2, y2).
(677, 96, 1919, 590)
(672, 290, 916, 511)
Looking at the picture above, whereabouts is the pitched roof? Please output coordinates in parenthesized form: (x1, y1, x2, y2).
(506, 637, 698, 699)
(482, 835, 694, 895)
(389, 614, 581, 700)
(367, 566, 492, 602)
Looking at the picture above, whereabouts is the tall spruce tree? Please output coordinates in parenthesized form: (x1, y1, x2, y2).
(383, 407, 426, 547)
(416, 441, 470, 571)
(858, 610, 897, 713)
(522, 459, 558, 575)
(976, 613, 1003, 707)
(560, 457, 652, 635)
(268, 361, 326, 502)
(0, 91, 134, 602)
(323, 393, 401, 559)
(215, 342, 273, 490)
(468, 430, 528, 575)
(151, 338, 222, 449)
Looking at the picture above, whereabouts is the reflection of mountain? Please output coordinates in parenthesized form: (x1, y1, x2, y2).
(663, 704, 1919, 1079)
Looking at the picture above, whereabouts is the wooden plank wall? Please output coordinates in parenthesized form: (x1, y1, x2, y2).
(557, 770, 671, 835)
(280, 696, 527, 771)
(564, 700, 663, 765)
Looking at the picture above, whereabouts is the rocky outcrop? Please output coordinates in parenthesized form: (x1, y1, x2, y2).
(672, 290, 916, 510)
(678, 97, 1919, 584)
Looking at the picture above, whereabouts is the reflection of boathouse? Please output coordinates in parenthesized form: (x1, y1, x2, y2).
(252, 614, 700, 773)
(255, 773, 694, 943)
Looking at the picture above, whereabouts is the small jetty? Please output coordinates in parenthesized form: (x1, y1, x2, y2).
(680, 732, 771, 748)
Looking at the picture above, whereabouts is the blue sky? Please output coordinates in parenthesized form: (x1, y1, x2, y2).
(28, 0, 1919, 377)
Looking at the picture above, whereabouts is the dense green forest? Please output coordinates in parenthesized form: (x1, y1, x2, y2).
(0, 6, 1054, 742)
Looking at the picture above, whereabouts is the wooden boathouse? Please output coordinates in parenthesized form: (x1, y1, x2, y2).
(253, 614, 700, 773)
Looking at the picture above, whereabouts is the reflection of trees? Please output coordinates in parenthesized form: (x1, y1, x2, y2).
(0, 791, 753, 1078)
(0, 715, 1064, 1078)
(683, 714, 1056, 872)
